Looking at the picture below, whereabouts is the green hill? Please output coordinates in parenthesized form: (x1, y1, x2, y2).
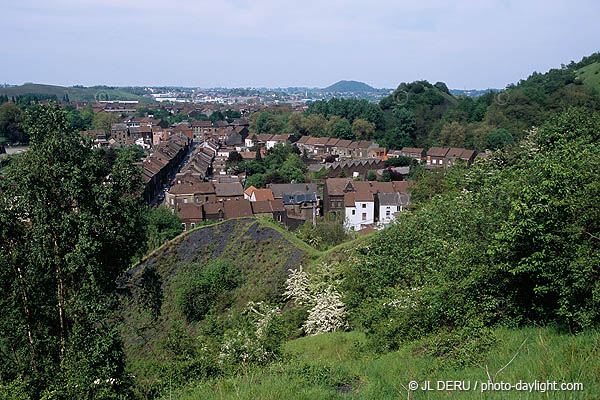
(323, 80, 376, 93)
(576, 61, 600, 90)
(0, 83, 148, 102)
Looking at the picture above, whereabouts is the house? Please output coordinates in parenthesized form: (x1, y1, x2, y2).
(251, 199, 285, 223)
(377, 192, 410, 225)
(111, 123, 129, 146)
(352, 141, 380, 158)
(166, 177, 216, 208)
(214, 182, 244, 201)
(225, 126, 249, 147)
(249, 188, 275, 202)
(399, 147, 426, 162)
(80, 129, 109, 148)
(426, 147, 450, 167)
(323, 178, 356, 215)
(367, 146, 387, 159)
(325, 159, 384, 179)
(344, 191, 375, 231)
(176, 203, 204, 231)
(191, 120, 215, 142)
(239, 151, 257, 161)
(266, 134, 291, 149)
(445, 148, 476, 166)
(204, 202, 225, 221)
(268, 183, 319, 221)
(224, 199, 253, 219)
(332, 139, 353, 157)
(294, 136, 310, 153)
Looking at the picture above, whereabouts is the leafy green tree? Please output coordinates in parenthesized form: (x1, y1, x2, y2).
(92, 111, 120, 137)
(245, 173, 267, 188)
(330, 118, 352, 139)
(366, 170, 377, 181)
(384, 156, 412, 167)
(486, 128, 514, 150)
(0, 104, 145, 398)
(279, 153, 307, 183)
(145, 206, 183, 253)
(352, 118, 376, 140)
(438, 121, 467, 147)
(0, 102, 25, 143)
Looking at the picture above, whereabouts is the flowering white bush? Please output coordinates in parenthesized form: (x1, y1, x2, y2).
(384, 287, 423, 309)
(218, 302, 281, 366)
(303, 286, 348, 335)
(283, 266, 312, 305)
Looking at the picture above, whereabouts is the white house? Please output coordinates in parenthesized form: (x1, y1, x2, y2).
(377, 192, 409, 225)
(344, 191, 375, 231)
(245, 133, 257, 148)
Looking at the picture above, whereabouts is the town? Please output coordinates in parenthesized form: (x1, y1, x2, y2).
(72, 103, 485, 234)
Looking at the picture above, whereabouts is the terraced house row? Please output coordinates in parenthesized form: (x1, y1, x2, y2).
(136, 133, 191, 203)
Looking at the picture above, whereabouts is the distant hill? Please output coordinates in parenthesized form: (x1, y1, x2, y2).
(0, 83, 148, 102)
(323, 80, 377, 93)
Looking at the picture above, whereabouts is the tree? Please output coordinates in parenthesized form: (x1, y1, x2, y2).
(279, 153, 307, 183)
(486, 128, 514, 150)
(227, 150, 243, 164)
(438, 121, 467, 147)
(286, 112, 305, 135)
(92, 111, 120, 137)
(0, 102, 25, 143)
(366, 170, 377, 181)
(0, 104, 145, 397)
(302, 114, 327, 137)
(351, 118, 376, 140)
(145, 206, 183, 253)
(330, 118, 352, 140)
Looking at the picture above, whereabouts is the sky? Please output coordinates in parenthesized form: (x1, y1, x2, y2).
(1, 0, 599, 89)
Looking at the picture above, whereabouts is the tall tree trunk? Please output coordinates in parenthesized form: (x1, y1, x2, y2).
(56, 265, 66, 362)
(14, 264, 37, 371)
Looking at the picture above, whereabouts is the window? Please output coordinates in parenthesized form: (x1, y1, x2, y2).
(190, 223, 196, 229)
(352, 209, 355, 215)
(386, 210, 390, 216)
(362, 203, 366, 208)
(181, 223, 187, 231)
(362, 213, 367, 220)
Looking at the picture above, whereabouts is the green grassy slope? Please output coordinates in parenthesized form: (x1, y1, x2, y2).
(0, 83, 148, 102)
(166, 327, 600, 399)
(576, 61, 600, 91)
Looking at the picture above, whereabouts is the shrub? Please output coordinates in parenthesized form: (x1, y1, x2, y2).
(175, 259, 242, 322)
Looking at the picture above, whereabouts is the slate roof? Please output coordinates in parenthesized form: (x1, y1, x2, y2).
(267, 183, 318, 198)
(215, 182, 244, 197)
(224, 199, 253, 218)
(427, 147, 450, 157)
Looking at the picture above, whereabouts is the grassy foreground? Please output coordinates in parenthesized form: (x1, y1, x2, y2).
(163, 327, 599, 399)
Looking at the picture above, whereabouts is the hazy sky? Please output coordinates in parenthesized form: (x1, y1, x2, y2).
(2, 0, 599, 89)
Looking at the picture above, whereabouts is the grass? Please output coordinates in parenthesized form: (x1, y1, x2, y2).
(576, 62, 600, 91)
(164, 326, 600, 399)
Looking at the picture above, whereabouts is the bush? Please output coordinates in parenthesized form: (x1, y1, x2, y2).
(175, 259, 242, 322)
(295, 214, 352, 251)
